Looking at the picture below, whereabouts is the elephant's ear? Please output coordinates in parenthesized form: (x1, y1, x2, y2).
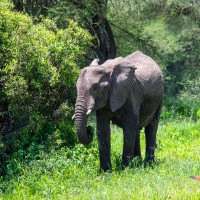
(90, 59, 100, 66)
(110, 63, 136, 112)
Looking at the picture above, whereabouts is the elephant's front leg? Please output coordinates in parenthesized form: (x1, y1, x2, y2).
(96, 109, 111, 171)
(122, 115, 139, 167)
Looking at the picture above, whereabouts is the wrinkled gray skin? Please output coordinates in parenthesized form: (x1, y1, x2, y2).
(74, 51, 164, 171)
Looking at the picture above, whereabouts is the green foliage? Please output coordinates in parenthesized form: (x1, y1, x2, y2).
(47, 0, 97, 28)
(12, 0, 104, 29)
(0, 0, 92, 175)
(161, 97, 200, 120)
(12, 0, 59, 17)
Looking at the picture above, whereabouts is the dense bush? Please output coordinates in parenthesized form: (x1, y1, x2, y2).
(0, 0, 92, 175)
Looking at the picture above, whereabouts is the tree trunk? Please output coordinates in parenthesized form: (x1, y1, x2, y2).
(90, 0, 116, 63)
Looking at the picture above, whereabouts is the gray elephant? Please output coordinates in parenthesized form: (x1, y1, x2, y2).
(73, 51, 164, 171)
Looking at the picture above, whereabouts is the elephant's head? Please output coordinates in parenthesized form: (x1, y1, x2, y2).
(74, 57, 136, 145)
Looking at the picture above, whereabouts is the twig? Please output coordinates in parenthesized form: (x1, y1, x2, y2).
(109, 21, 161, 56)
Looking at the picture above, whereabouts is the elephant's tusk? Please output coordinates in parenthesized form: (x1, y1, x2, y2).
(86, 109, 92, 116)
(72, 114, 75, 120)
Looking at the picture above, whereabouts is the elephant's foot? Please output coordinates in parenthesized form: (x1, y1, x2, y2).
(121, 155, 134, 168)
(99, 168, 112, 173)
(100, 163, 112, 173)
(122, 156, 143, 169)
(144, 155, 156, 168)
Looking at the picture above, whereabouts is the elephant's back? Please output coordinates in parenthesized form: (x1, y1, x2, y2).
(126, 51, 164, 97)
(126, 51, 163, 80)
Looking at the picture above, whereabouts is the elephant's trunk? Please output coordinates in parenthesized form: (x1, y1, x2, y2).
(74, 98, 93, 145)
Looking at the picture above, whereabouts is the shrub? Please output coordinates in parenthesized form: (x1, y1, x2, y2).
(0, 0, 92, 175)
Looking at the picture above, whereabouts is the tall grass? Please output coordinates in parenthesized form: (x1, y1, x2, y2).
(0, 119, 200, 199)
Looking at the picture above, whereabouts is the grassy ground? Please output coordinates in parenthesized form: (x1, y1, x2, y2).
(0, 118, 200, 199)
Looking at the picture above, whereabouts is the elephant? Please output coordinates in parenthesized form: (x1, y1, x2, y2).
(73, 51, 164, 171)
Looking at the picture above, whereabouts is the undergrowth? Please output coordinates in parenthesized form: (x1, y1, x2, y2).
(0, 118, 200, 199)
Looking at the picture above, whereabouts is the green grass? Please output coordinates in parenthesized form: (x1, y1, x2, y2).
(0, 119, 200, 199)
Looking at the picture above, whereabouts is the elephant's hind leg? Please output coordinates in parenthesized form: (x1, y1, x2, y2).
(133, 130, 141, 158)
(145, 104, 162, 162)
